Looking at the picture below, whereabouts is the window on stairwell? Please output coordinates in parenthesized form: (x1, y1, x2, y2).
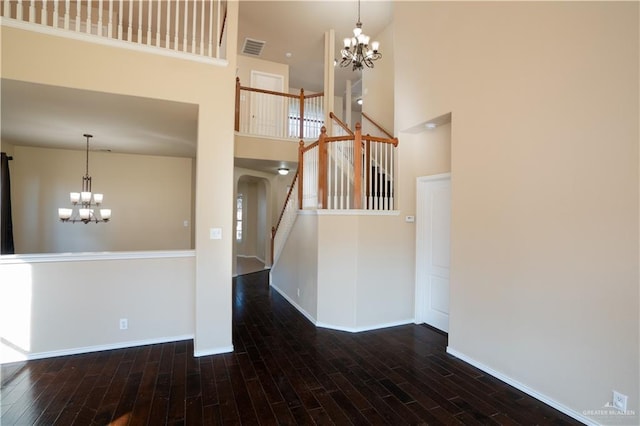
(236, 193, 243, 241)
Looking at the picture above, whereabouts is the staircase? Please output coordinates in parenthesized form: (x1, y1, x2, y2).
(271, 113, 398, 265)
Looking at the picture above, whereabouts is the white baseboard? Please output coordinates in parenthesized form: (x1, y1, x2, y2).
(2, 334, 194, 364)
(446, 347, 598, 426)
(269, 283, 317, 325)
(316, 319, 414, 333)
(194, 345, 234, 357)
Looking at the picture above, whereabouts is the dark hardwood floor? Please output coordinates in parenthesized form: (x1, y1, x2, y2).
(1, 270, 581, 425)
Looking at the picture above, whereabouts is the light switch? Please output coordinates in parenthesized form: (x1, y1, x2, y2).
(209, 227, 222, 240)
(405, 215, 415, 223)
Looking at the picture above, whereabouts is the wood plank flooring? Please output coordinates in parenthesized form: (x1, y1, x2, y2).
(1, 270, 581, 425)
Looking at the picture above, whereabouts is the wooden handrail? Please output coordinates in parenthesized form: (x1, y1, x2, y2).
(272, 170, 299, 265)
(329, 112, 354, 136)
(362, 134, 399, 146)
(362, 112, 394, 139)
(273, 170, 299, 235)
(238, 84, 300, 99)
(235, 78, 324, 140)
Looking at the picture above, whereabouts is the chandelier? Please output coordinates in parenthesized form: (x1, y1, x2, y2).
(58, 134, 111, 224)
(339, 0, 381, 71)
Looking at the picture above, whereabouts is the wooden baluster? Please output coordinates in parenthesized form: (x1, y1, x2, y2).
(299, 88, 304, 140)
(53, 0, 59, 28)
(75, 0, 80, 31)
(317, 127, 327, 209)
(97, 0, 103, 36)
(136, 0, 141, 42)
(118, 0, 124, 40)
(165, 0, 170, 48)
(16, 0, 22, 20)
(173, 0, 179, 50)
(41, 0, 47, 25)
(190, 0, 196, 53)
(353, 124, 362, 209)
(298, 141, 304, 210)
(3, 1, 10, 19)
(64, 0, 69, 29)
(29, 0, 35, 22)
(146, 0, 151, 45)
(126, 0, 131, 40)
(155, 0, 160, 46)
(107, 0, 113, 38)
(199, 0, 204, 55)
(215, 0, 221, 58)
(182, 0, 187, 51)
(86, 0, 91, 34)
(208, 0, 213, 57)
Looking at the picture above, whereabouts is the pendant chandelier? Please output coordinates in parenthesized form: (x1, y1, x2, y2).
(58, 134, 111, 224)
(339, 0, 382, 71)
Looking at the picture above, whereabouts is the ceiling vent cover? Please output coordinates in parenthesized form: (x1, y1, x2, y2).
(242, 38, 266, 56)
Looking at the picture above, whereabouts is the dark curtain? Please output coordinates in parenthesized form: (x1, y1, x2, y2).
(1, 152, 15, 254)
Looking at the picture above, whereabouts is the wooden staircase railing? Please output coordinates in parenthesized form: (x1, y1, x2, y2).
(235, 78, 324, 140)
(270, 113, 398, 265)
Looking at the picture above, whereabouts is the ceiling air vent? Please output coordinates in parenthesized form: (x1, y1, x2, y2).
(242, 38, 266, 56)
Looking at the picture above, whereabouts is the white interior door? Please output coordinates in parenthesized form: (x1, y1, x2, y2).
(250, 71, 285, 137)
(415, 174, 451, 332)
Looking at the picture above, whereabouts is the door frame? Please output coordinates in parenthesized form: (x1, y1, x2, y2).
(415, 173, 451, 328)
(250, 70, 285, 136)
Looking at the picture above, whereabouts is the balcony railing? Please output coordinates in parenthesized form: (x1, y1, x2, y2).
(298, 116, 398, 211)
(235, 78, 324, 140)
(1, 0, 228, 61)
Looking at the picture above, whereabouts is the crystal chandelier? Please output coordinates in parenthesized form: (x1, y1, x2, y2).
(339, 0, 382, 71)
(58, 134, 111, 224)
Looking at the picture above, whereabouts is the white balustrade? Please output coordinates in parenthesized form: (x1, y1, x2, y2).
(1, 0, 227, 60)
(302, 147, 318, 209)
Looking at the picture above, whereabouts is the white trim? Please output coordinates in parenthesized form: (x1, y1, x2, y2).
(316, 319, 414, 333)
(269, 282, 317, 325)
(0, 250, 195, 265)
(446, 347, 599, 426)
(0, 18, 228, 66)
(2, 335, 194, 364)
(237, 254, 266, 264)
(416, 172, 451, 183)
(194, 345, 234, 357)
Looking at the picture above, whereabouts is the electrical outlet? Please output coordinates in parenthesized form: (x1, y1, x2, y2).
(119, 318, 128, 330)
(613, 390, 628, 412)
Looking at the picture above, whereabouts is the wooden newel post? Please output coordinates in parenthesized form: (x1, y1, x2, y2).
(318, 127, 327, 209)
(299, 88, 305, 140)
(298, 140, 304, 210)
(271, 226, 275, 265)
(234, 77, 240, 132)
(365, 138, 371, 209)
(353, 123, 362, 209)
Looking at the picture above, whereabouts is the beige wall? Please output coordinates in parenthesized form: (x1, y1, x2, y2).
(237, 55, 289, 90)
(1, 0, 238, 356)
(10, 145, 193, 254)
(270, 212, 318, 321)
(395, 2, 638, 422)
(362, 22, 394, 136)
(1, 254, 194, 363)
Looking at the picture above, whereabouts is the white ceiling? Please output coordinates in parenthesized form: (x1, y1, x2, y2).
(1, 1, 393, 166)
